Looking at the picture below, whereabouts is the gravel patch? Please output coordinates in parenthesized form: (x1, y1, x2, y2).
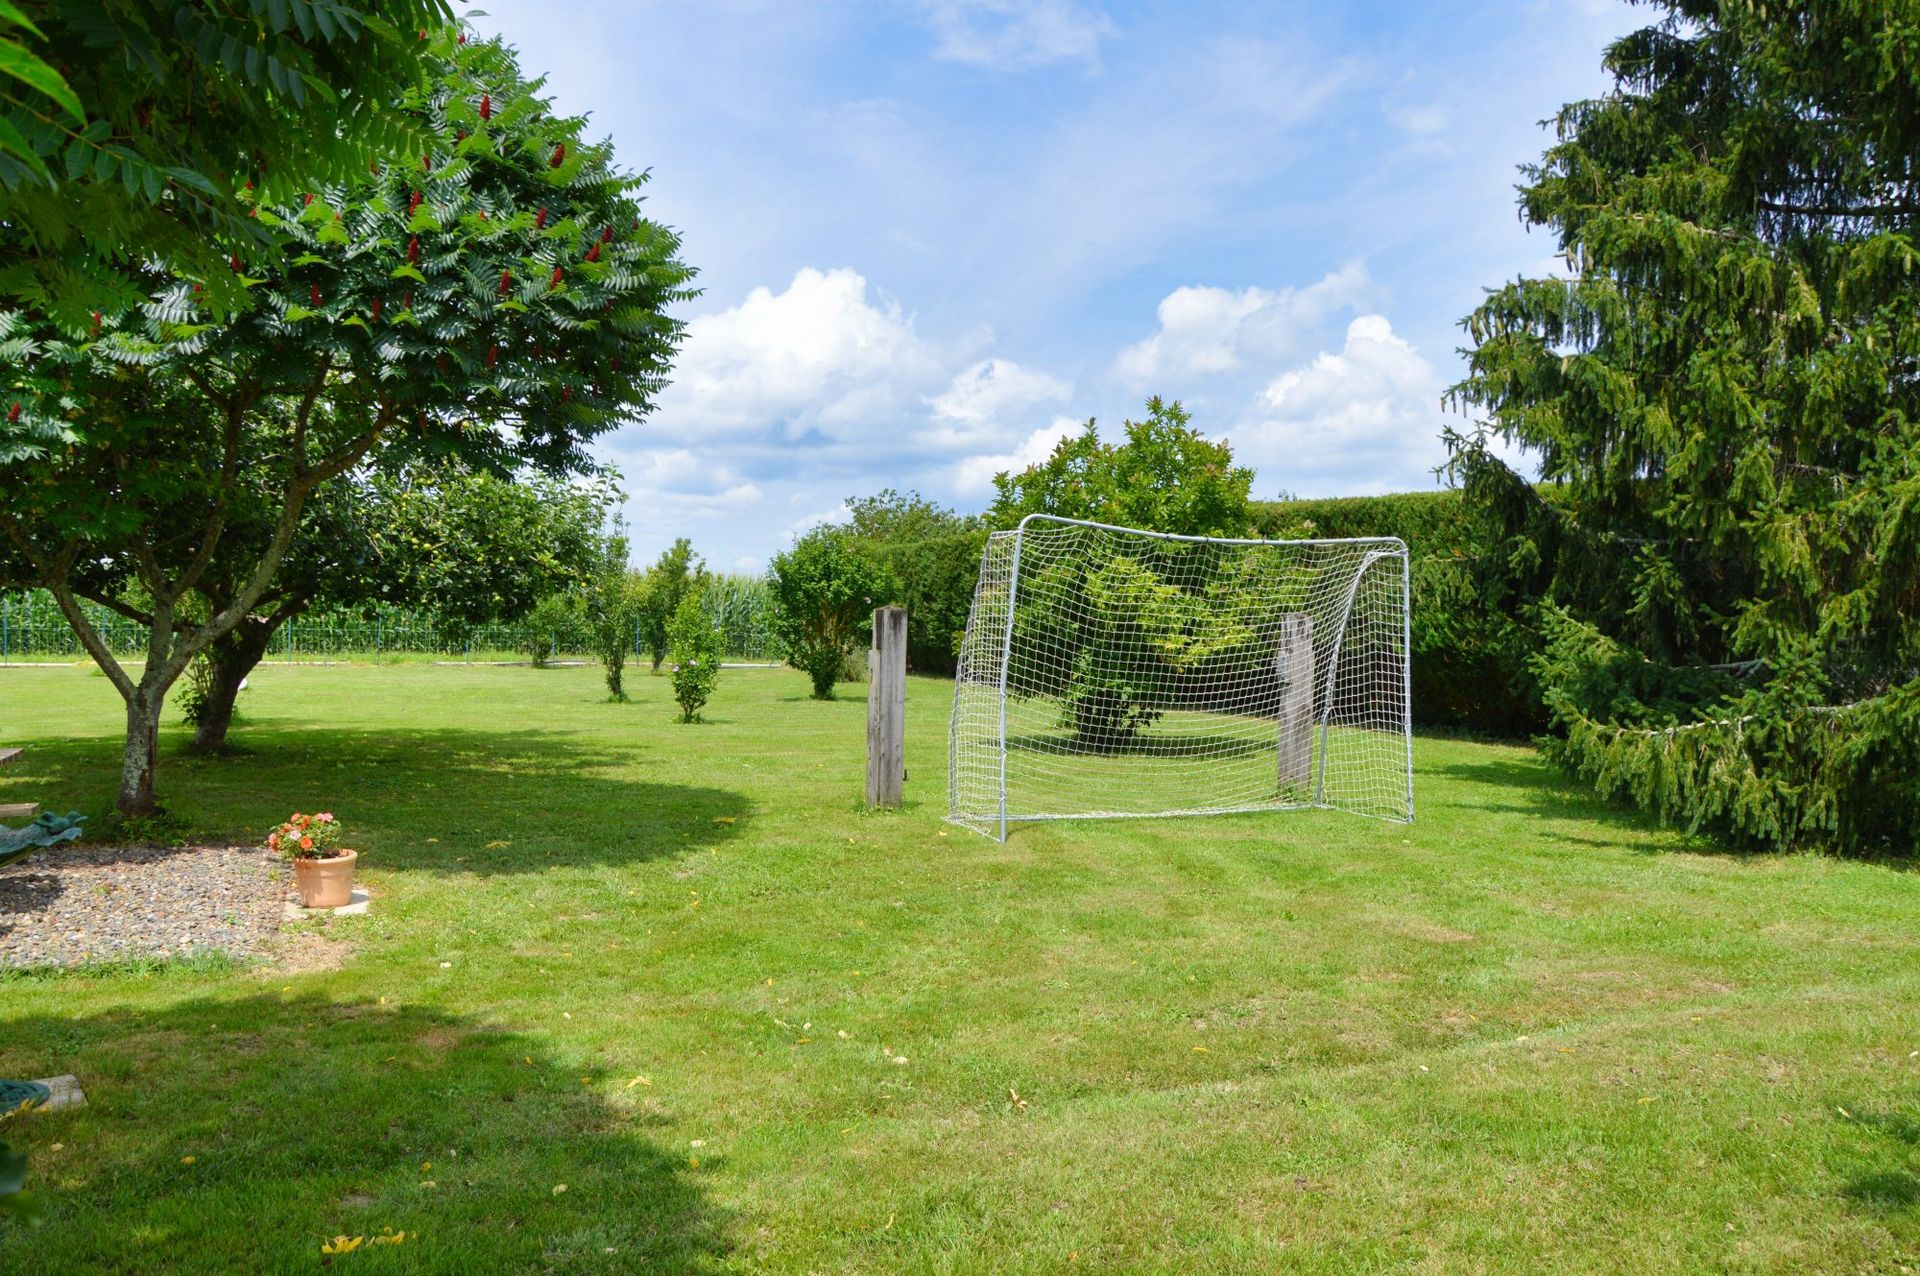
(0, 843, 292, 971)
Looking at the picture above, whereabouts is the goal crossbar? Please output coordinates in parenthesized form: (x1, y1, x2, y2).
(948, 514, 1413, 841)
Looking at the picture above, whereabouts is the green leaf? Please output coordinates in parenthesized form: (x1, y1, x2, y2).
(0, 36, 84, 122)
(0, 111, 51, 183)
(0, 1, 47, 39)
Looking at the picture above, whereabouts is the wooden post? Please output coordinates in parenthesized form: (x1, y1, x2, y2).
(867, 606, 907, 807)
(1276, 613, 1315, 794)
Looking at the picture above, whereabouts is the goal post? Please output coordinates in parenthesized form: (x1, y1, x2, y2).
(948, 514, 1413, 840)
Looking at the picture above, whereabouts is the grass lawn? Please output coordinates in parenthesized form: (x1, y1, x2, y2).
(2, 661, 1917, 1273)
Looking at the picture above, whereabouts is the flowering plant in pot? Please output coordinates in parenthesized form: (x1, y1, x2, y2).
(269, 812, 356, 909)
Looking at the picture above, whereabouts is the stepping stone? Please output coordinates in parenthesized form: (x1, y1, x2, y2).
(0, 802, 40, 820)
(282, 886, 372, 921)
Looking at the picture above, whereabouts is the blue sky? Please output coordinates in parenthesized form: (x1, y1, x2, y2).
(477, 0, 1636, 570)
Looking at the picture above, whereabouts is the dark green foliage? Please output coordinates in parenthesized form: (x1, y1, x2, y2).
(1253, 490, 1543, 735)
(524, 591, 583, 669)
(1, 0, 453, 320)
(768, 525, 888, 700)
(583, 536, 645, 700)
(989, 397, 1253, 538)
(0, 1129, 35, 1222)
(1448, 1, 1920, 853)
(0, 27, 694, 813)
(844, 489, 984, 675)
(184, 459, 619, 746)
(636, 539, 705, 673)
(667, 592, 719, 722)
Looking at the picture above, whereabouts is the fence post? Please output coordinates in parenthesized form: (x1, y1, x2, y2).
(1276, 613, 1315, 795)
(866, 606, 907, 808)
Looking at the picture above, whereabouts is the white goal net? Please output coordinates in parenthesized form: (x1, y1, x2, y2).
(948, 515, 1412, 840)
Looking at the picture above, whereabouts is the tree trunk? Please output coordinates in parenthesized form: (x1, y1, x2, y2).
(190, 619, 276, 754)
(118, 693, 162, 817)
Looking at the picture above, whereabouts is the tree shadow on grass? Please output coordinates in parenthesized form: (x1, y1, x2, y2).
(1427, 755, 1732, 855)
(1836, 1105, 1920, 1214)
(5, 728, 755, 877)
(0, 993, 729, 1273)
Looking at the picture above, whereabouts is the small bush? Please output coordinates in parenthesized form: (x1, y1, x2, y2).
(668, 594, 721, 722)
(769, 526, 889, 700)
(175, 653, 219, 727)
(524, 593, 582, 668)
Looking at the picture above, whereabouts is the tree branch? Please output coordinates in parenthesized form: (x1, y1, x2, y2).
(10, 532, 138, 701)
(171, 396, 246, 599)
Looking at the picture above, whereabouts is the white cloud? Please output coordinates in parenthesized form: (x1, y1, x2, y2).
(783, 500, 855, 543)
(951, 415, 1085, 494)
(922, 0, 1114, 69)
(655, 267, 945, 441)
(1114, 262, 1373, 385)
(611, 447, 763, 506)
(926, 357, 1072, 448)
(1228, 314, 1444, 491)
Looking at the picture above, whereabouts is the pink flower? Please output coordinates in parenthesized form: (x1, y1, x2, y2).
(317, 813, 334, 823)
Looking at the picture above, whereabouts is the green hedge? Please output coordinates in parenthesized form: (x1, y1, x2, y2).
(1252, 491, 1540, 736)
(860, 528, 988, 676)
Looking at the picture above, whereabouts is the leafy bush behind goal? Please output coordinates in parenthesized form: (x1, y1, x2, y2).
(1253, 491, 1542, 737)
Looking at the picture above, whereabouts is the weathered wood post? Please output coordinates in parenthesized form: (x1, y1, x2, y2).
(867, 605, 908, 807)
(1275, 613, 1315, 795)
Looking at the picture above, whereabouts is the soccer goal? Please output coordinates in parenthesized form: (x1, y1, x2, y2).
(948, 515, 1412, 840)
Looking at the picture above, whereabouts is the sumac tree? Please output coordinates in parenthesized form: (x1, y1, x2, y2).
(0, 27, 695, 814)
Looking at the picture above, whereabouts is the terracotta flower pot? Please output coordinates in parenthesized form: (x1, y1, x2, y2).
(292, 848, 358, 909)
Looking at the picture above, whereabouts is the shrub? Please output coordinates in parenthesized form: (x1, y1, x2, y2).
(636, 539, 706, 673)
(524, 593, 582, 668)
(1252, 490, 1542, 736)
(667, 594, 721, 723)
(583, 542, 647, 701)
(769, 526, 890, 699)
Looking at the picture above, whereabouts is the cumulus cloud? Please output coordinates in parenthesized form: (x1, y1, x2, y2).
(1114, 261, 1373, 385)
(951, 415, 1085, 494)
(1227, 314, 1445, 491)
(925, 357, 1073, 449)
(615, 448, 764, 508)
(921, 0, 1114, 69)
(653, 267, 946, 442)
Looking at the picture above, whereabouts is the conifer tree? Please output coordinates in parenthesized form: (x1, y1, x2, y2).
(1449, 0, 1920, 853)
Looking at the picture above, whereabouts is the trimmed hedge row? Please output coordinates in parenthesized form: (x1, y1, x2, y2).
(1252, 491, 1540, 736)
